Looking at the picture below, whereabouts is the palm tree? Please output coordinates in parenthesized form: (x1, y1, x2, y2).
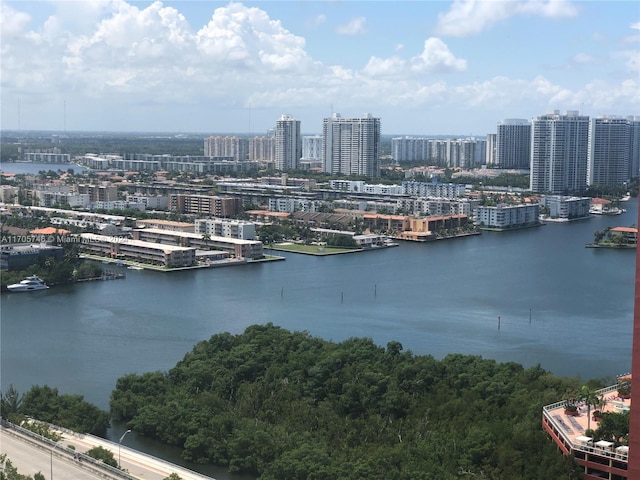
(201, 233, 211, 250)
(581, 385, 600, 432)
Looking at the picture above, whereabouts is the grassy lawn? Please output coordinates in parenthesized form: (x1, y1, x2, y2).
(267, 243, 361, 255)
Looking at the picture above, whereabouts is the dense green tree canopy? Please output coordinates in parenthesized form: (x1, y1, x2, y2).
(111, 324, 584, 479)
(3, 385, 110, 437)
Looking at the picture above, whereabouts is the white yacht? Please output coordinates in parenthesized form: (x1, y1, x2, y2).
(7, 275, 50, 292)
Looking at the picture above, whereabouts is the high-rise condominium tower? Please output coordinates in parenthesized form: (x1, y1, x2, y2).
(275, 115, 301, 171)
(391, 137, 429, 163)
(587, 116, 631, 186)
(496, 119, 531, 169)
(485, 133, 497, 166)
(204, 136, 248, 161)
(322, 113, 381, 177)
(628, 116, 640, 179)
(530, 110, 589, 194)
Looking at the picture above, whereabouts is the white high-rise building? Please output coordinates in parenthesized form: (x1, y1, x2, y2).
(300, 135, 323, 170)
(204, 136, 249, 161)
(392, 137, 430, 163)
(485, 133, 497, 166)
(530, 110, 589, 194)
(302, 135, 322, 161)
(275, 115, 301, 171)
(322, 113, 381, 177)
(496, 119, 531, 169)
(249, 136, 276, 162)
(587, 116, 631, 186)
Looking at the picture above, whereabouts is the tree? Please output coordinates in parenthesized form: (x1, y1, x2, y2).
(594, 411, 629, 445)
(325, 234, 358, 248)
(20, 385, 110, 436)
(163, 474, 183, 480)
(110, 324, 585, 480)
(85, 446, 118, 468)
(0, 385, 23, 421)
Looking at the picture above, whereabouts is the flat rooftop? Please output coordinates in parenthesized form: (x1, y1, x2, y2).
(543, 379, 632, 462)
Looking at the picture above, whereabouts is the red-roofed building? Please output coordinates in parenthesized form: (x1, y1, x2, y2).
(30, 227, 71, 235)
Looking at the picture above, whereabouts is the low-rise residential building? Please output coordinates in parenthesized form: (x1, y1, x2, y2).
(23, 152, 71, 163)
(136, 219, 195, 233)
(245, 210, 291, 224)
(412, 198, 477, 217)
(408, 214, 469, 233)
(170, 194, 242, 217)
(77, 184, 119, 203)
(360, 213, 470, 240)
(90, 200, 145, 211)
(402, 181, 467, 198)
(328, 180, 404, 195)
(362, 184, 404, 195)
(362, 214, 409, 234)
(606, 226, 638, 245)
(125, 195, 169, 210)
(33, 191, 91, 208)
(476, 203, 540, 229)
(541, 195, 591, 219)
(0, 185, 19, 203)
(291, 211, 355, 229)
(80, 233, 196, 268)
(268, 197, 322, 213)
(194, 218, 256, 240)
(132, 228, 264, 260)
(1, 243, 65, 271)
(329, 180, 366, 192)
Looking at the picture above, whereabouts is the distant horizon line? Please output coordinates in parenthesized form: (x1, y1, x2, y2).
(0, 129, 488, 139)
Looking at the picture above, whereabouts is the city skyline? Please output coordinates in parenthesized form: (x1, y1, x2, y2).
(1, 1, 639, 135)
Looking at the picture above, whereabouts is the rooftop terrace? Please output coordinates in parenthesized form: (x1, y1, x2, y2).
(542, 378, 632, 480)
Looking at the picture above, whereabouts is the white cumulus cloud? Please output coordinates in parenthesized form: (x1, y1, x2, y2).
(0, 3, 31, 37)
(1, 0, 637, 133)
(436, 0, 578, 37)
(411, 38, 467, 73)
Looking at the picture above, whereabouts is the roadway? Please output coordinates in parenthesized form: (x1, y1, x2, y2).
(1, 428, 102, 480)
(0, 423, 215, 480)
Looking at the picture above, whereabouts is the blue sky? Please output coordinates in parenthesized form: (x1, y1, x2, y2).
(1, 1, 638, 135)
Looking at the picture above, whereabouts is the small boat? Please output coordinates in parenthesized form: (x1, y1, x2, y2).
(7, 275, 49, 292)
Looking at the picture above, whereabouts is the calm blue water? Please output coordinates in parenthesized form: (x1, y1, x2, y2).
(0, 162, 87, 175)
(1, 197, 637, 478)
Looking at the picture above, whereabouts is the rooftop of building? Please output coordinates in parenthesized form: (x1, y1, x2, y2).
(136, 219, 194, 228)
(1, 243, 64, 253)
(80, 232, 194, 252)
(592, 197, 613, 205)
(245, 210, 291, 218)
(543, 378, 632, 462)
(134, 228, 261, 245)
(30, 227, 70, 235)
(610, 227, 638, 234)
